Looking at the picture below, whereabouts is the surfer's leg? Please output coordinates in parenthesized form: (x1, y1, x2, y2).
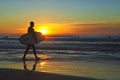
(32, 45, 39, 59)
(22, 45, 30, 59)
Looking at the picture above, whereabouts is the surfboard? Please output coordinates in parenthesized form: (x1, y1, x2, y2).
(19, 32, 45, 45)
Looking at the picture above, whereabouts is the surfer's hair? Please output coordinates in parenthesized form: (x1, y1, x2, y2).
(30, 21, 34, 26)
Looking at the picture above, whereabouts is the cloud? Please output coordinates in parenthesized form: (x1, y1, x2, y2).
(64, 22, 120, 34)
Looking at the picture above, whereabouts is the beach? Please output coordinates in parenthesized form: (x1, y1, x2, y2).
(0, 34, 120, 80)
(1, 0, 120, 80)
(0, 68, 99, 80)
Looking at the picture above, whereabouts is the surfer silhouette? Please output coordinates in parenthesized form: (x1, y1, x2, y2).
(22, 21, 40, 60)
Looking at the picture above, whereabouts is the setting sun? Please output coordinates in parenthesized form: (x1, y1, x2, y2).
(35, 26, 50, 35)
(40, 30, 47, 35)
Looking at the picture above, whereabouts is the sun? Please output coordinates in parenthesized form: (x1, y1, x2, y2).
(35, 25, 51, 35)
(40, 30, 47, 35)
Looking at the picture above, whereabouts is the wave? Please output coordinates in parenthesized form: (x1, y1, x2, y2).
(0, 35, 120, 51)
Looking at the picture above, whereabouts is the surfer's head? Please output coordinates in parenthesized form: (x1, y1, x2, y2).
(30, 21, 34, 27)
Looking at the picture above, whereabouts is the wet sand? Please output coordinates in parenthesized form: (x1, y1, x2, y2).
(0, 68, 100, 80)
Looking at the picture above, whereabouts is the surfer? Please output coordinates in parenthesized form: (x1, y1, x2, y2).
(22, 21, 40, 60)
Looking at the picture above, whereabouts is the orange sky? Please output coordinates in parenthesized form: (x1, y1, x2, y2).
(0, 0, 120, 35)
(0, 22, 120, 35)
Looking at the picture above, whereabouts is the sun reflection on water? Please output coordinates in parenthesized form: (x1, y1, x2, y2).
(40, 61, 46, 66)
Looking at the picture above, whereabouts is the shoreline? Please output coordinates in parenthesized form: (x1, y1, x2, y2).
(0, 68, 100, 80)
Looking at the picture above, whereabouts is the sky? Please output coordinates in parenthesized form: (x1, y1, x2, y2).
(0, 0, 120, 35)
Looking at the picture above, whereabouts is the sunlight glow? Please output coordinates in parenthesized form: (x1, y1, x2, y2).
(36, 26, 50, 35)
(40, 62, 46, 66)
(40, 30, 47, 35)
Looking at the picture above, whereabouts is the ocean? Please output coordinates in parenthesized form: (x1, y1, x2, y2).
(0, 34, 120, 80)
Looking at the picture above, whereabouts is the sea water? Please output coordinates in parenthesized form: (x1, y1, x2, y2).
(0, 34, 120, 80)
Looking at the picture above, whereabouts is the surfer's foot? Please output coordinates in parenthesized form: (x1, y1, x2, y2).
(22, 57, 26, 61)
(36, 57, 40, 60)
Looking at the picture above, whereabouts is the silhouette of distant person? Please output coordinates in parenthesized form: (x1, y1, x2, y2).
(22, 21, 40, 60)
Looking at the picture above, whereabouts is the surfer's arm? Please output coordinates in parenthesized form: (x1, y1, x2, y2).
(31, 29, 37, 44)
(28, 27, 37, 44)
(33, 32, 37, 44)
